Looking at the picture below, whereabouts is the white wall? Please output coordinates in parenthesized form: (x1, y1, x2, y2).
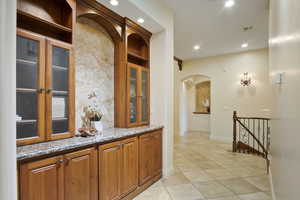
(175, 49, 273, 142)
(0, 0, 17, 199)
(186, 78, 211, 133)
(129, 0, 175, 177)
(269, 0, 300, 199)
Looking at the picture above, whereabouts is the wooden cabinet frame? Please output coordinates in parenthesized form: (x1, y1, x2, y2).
(17, 29, 46, 145)
(127, 63, 150, 127)
(46, 39, 75, 141)
(17, 29, 75, 145)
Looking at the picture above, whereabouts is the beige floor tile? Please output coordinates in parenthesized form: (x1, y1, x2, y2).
(193, 181, 235, 199)
(204, 169, 238, 180)
(207, 196, 241, 200)
(183, 169, 215, 182)
(244, 176, 271, 191)
(166, 184, 205, 200)
(238, 192, 272, 200)
(220, 178, 261, 194)
(162, 172, 190, 186)
(133, 186, 171, 200)
(139, 132, 271, 200)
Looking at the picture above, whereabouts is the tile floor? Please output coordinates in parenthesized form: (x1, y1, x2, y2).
(134, 132, 272, 200)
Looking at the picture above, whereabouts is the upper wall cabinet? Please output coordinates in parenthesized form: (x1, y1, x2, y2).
(17, 0, 76, 43)
(17, 29, 75, 145)
(124, 18, 152, 128)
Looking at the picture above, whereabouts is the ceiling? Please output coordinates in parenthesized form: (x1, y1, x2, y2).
(163, 0, 269, 60)
(96, 0, 163, 33)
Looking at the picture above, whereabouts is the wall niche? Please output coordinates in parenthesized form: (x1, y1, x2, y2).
(75, 17, 114, 129)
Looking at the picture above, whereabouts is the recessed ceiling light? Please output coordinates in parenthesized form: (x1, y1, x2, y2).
(194, 45, 200, 50)
(224, 0, 235, 8)
(110, 0, 119, 6)
(137, 18, 145, 24)
(241, 43, 248, 48)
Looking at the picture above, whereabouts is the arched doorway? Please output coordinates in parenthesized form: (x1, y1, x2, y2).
(179, 75, 211, 136)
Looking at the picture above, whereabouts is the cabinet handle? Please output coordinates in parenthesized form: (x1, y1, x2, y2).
(56, 160, 64, 168)
(65, 158, 71, 165)
(47, 88, 53, 93)
(37, 88, 45, 93)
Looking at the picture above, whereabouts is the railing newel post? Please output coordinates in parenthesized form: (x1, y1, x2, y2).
(233, 111, 237, 152)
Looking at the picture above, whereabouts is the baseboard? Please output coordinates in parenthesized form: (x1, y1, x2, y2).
(268, 167, 276, 200)
(210, 135, 232, 142)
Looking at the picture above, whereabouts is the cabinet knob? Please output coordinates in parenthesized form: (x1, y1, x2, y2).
(47, 88, 53, 93)
(56, 159, 64, 168)
(37, 88, 45, 93)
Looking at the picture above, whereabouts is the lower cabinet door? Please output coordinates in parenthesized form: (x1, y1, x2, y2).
(152, 131, 162, 176)
(64, 148, 98, 200)
(99, 141, 122, 200)
(20, 156, 64, 200)
(139, 133, 153, 185)
(121, 137, 138, 197)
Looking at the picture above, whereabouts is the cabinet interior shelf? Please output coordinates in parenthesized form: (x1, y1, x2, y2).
(127, 51, 148, 62)
(17, 10, 72, 33)
(17, 119, 37, 123)
(17, 59, 37, 65)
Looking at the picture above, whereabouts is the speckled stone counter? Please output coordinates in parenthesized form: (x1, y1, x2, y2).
(17, 125, 163, 161)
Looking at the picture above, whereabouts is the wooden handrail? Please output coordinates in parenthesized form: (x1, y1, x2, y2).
(233, 111, 271, 173)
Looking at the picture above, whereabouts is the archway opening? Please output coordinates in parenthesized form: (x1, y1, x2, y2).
(180, 74, 211, 136)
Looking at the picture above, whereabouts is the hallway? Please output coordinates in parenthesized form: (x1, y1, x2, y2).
(135, 132, 272, 200)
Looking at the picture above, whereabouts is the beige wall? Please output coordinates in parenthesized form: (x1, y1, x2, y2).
(129, 0, 175, 176)
(269, 0, 300, 199)
(175, 49, 273, 141)
(75, 17, 114, 129)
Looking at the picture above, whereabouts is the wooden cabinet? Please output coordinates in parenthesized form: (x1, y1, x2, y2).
(99, 141, 122, 200)
(19, 148, 97, 200)
(139, 130, 162, 185)
(16, 29, 46, 145)
(20, 156, 64, 200)
(121, 138, 139, 196)
(16, 29, 75, 145)
(64, 149, 98, 200)
(127, 63, 150, 127)
(99, 137, 138, 200)
(46, 39, 75, 141)
(19, 130, 162, 200)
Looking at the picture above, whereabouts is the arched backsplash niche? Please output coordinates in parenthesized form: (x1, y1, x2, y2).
(75, 17, 114, 129)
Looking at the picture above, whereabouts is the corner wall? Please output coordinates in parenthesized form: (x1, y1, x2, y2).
(175, 49, 273, 141)
(0, 0, 17, 199)
(269, 0, 300, 199)
(129, 0, 175, 176)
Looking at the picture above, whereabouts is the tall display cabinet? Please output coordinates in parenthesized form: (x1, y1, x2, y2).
(124, 18, 152, 128)
(16, 0, 76, 145)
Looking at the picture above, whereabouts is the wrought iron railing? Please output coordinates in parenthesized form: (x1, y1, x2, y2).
(233, 111, 271, 173)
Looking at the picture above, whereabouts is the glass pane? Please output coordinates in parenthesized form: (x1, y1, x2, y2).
(53, 46, 69, 68)
(52, 119, 68, 134)
(130, 68, 137, 123)
(141, 71, 148, 122)
(17, 121, 37, 139)
(52, 93, 68, 119)
(52, 93, 69, 134)
(17, 35, 38, 62)
(52, 67, 68, 91)
(17, 61, 37, 89)
(17, 91, 37, 120)
(52, 46, 69, 92)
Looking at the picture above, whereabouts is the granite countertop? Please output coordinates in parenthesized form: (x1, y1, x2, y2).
(17, 125, 163, 161)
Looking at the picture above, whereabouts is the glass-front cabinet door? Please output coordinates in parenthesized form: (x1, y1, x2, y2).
(16, 30, 46, 145)
(140, 68, 149, 124)
(127, 63, 150, 127)
(128, 64, 139, 126)
(46, 39, 75, 140)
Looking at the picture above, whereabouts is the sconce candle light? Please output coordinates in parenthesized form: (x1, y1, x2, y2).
(240, 72, 251, 86)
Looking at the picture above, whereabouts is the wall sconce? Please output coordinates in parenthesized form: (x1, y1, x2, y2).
(240, 72, 251, 86)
